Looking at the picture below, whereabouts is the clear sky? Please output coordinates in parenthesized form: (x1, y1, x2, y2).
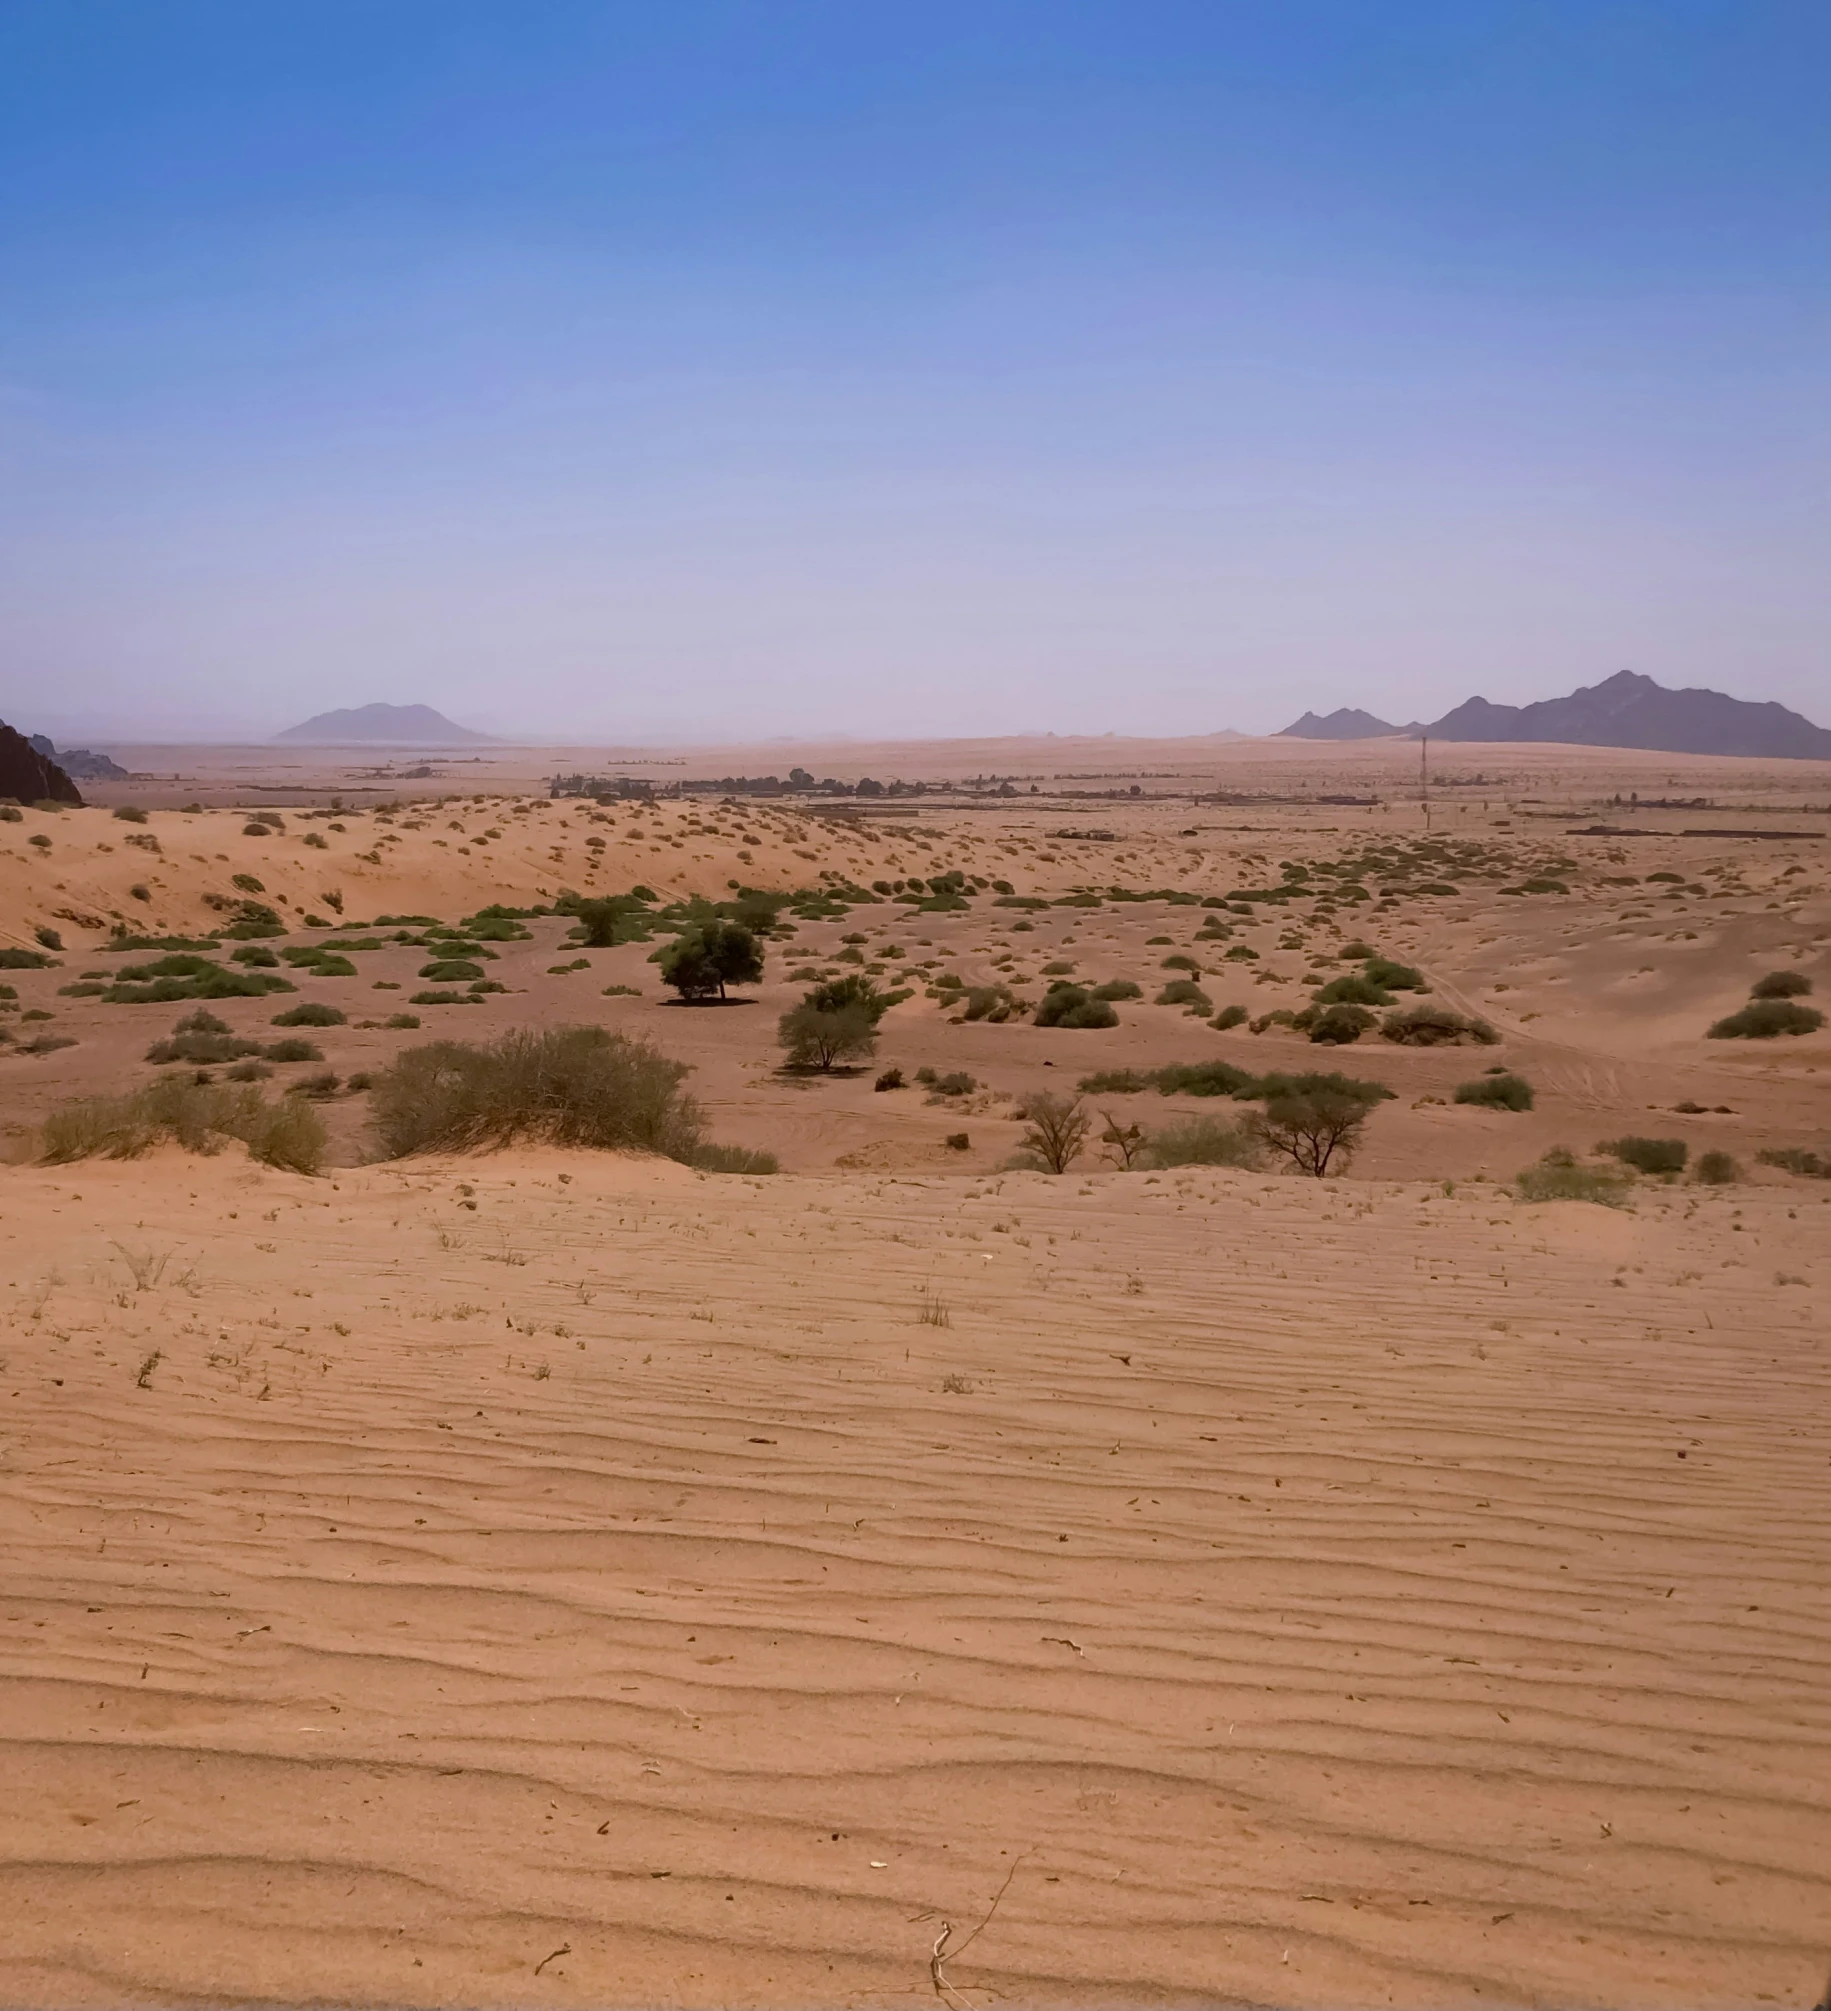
(2, 1, 1826, 742)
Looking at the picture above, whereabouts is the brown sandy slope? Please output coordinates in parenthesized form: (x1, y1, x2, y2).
(1, 1149, 1826, 2008)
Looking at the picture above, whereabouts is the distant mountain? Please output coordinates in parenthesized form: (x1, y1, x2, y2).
(0, 721, 83, 805)
(275, 703, 493, 746)
(27, 732, 129, 781)
(1423, 671, 1831, 759)
(1277, 707, 1404, 740)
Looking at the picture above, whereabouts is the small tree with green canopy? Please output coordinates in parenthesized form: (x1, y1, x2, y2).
(778, 1001, 878, 1071)
(658, 921, 764, 1002)
(1248, 1073, 1388, 1177)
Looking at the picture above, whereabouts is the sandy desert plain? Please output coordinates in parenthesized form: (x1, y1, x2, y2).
(0, 731, 1827, 2009)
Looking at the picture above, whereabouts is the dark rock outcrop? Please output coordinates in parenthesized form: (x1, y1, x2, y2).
(28, 732, 128, 781)
(0, 722, 84, 805)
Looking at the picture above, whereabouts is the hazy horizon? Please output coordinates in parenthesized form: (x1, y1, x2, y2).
(5, 4, 1827, 746)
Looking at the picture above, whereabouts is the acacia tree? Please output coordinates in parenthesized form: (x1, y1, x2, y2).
(1248, 1076, 1385, 1176)
(778, 1001, 877, 1071)
(1016, 1092, 1091, 1175)
(658, 921, 763, 1002)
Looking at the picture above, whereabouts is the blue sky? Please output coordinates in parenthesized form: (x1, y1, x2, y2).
(2, 1, 1825, 741)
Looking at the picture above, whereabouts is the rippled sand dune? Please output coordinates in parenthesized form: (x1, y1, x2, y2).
(2, 1149, 1825, 2006)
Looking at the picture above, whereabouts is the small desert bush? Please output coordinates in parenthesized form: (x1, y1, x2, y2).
(41, 1077, 326, 1173)
(384, 1012, 422, 1029)
(111, 805, 148, 823)
(1380, 1004, 1498, 1047)
(685, 1141, 779, 1174)
(1011, 1092, 1090, 1173)
(1153, 1059, 1257, 1097)
(1155, 978, 1213, 1010)
(1033, 984, 1119, 1029)
(874, 1067, 905, 1091)
(1750, 970, 1812, 1000)
(1516, 1147, 1629, 1206)
(1089, 978, 1141, 1001)
(1306, 1002, 1375, 1044)
(145, 1009, 262, 1067)
(226, 1058, 273, 1082)
(1212, 1003, 1248, 1030)
(0, 947, 54, 969)
(1708, 998, 1824, 1039)
(1454, 1071, 1534, 1111)
(1600, 1135, 1687, 1176)
(419, 958, 485, 983)
(1693, 1150, 1738, 1185)
(369, 1024, 725, 1165)
(1757, 1146, 1831, 1178)
(264, 1037, 324, 1063)
(272, 1001, 346, 1027)
(927, 1070, 977, 1097)
(1362, 957, 1425, 991)
(1314, 972, 1393, 1007)
(960, 984, 1018, 1021)
(1146, 1116, 1263, 1169)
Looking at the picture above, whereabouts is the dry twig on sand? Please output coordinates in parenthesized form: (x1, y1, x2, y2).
(929, 1850, 1032, 2008)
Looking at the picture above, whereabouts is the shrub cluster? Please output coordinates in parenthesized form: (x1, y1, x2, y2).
(1454, 1071, 1534, 1111)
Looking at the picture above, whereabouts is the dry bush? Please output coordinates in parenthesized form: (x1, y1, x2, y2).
(1145, 1116, 1263, 1169)
(1013, 1092, 1091, 1174)
(41, 1077, 325, 1173)
(1516, 1147, 1629, 1207)
(368, 1024, 767, 1170)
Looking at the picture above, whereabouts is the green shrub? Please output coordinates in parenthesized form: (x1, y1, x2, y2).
(287, 1070, 341, 1100)
(1516, 1147, 1629, 1206)
(1757, 1147, 1830, 1178)
(369, 1025, 715, 1162)
(264, 1037, 324, 1063)
(658, 921, 764, 1001)
(419, 958, 485, 983)
(927, 1071, 976, 1097)
(1600, 1135, 1687, 1175)
(1314, 973, 1393, 1007)
(1034, 985, 1119, 1029)
(959, 984, 1017, 1022)
(40, 1076, 325, 1173)
(226, 1058, 273, 1082)
(1155, 978, 1213, 1010)
(1089, 979, 1142, 1001)
(384, 1012, 422, 1030)
(0, 947, 54, 969)
(35, 926, 63, 950)
(1750, 970, 1812, 1000)
(1380, 1004, 1498, 1046)
(104, 954, 294, 1004)
(409, 989, 483, 1006)
(231, 944, 281, 967)
(1077, 1068, 1153, 1094)
(111, 805, 148, 823)
(1145, 1117, 1264, 1169)
(874, 1067, 905, 1091)
(1362, 956, 1425, 990)
(1307, 1003, 1374, 1045)
(1693, 1150, 1738, 1185)
(1454, 1072, 1534, 1111)
(1708, 998, 1824, 1039)
(1212, 1004, 1248, 1030)
(272, 1002, 346, 1027)
(1159, 954, 1202, 974)
(1153, 1060, 1258, 1097)
(1247, 1074, 1387, 1176)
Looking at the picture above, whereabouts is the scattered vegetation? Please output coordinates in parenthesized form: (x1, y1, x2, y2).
(1599, 1136, 1687, 1176)
(1707, 997, 1824, 1039)
(1694, 1150, 1738, 1185)
(272, 1001, 346, 1027)
(145, 1009, 261, 1066)
(1757, 1146, 1831, 1179)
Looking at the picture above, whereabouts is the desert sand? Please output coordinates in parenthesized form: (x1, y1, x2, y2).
(2, 736, 1828, 2006)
